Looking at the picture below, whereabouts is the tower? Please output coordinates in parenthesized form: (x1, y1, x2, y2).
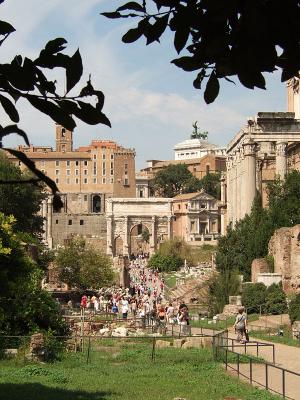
(55, 124, 73, 152)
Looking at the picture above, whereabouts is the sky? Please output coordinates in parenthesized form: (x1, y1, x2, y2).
(1, 0, 287, 169)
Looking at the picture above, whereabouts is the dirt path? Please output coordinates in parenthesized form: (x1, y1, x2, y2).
(192, 326, 300, 399)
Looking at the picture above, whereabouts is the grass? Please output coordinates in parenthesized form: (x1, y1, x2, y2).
(163, 273, 177, 289)
(190, 314, 260, 331)
(190, 244, 216, 264)
(0, 338, 280, 400)
(251, 327, 300, 348)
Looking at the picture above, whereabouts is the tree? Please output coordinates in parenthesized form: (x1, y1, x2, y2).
(0, 153, 45, 235)
(0, 213, 67, 336)
(55, 238, 115, 290)
(242, 283, 267, 314)
(0, 3, 111, 207)
(154, 163, 199, 197)
(198, 173, 221, 199)
(265, 283, 287, 315)
(190, 121, 208, 140)
(289, 293, 300, 324)
(103, 1, 300, 103)
(148, 253, 183, 272)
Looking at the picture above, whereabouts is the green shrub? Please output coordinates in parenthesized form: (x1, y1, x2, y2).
(148, 253, 183, 272)
(242, 283, 266, 314)
(44, 332, 65, 362)
(265, 283, 287, 315)
(289, 293, 300, 323)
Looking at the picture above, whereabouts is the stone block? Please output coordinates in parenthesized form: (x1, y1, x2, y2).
(173, 339, 186, 348)
(155, 340, 171, 348)
(183, 337, 203, 348)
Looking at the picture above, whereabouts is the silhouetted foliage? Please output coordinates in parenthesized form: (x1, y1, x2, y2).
(103, 0, 300, 103)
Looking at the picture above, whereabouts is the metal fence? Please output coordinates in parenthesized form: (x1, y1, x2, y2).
(212, 330, 300, 400)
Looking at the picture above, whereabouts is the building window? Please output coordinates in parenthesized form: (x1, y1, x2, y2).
(93, 162, 97, 175)
(55, 169, 59, 175)
(93, 178, 97, 184)
(84, 161, 88, 166)
(75, 160, 79, 166)
(178, 204, 181, 210)
(84, 195, 88, 201)
(92, 195, 101, 213)
(201, 204, 206, 209)
(124, 178, 129, 186)
(110, 178, 114, 183)
(66, 169, 70, 175)
(139, 189, 144, 198)
(191, 221, 195, 232)
(55, 219, 59, 224)
(185, 204, 188, 209)
(137, 223, 143, 235)
(80, 219, 84, 225)
(83, 178, 88, 184)
(66, 160, 70, 166)
(55, 160, 60, 166)
(206, 164, 210, 174)
(75, 169, 79, 176)
(61, 145, 66, 151)
(55, 178, 59, 184)
(68, 220, 72, 225)
(84, 169, 88, 175)
(75, 178, 79, 184)
(102, 177, 106, 184)
(93, 154, 97, 160)
(61, 128, 66, 137)
(110, 154, 114, 160)
(102, 154, 106, 160)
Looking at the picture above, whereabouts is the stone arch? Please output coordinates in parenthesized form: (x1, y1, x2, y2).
(129, 223, 150, 256)
(92, 195, 101, 213)
(114, 236, 123, 257)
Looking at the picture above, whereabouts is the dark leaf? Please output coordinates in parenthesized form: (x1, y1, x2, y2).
(27, 95, 76, 131)
(238, 71, 266, 90)
(204, 71, 220, 104)
(122, 26, 144, 43)
(75, 101, 111, 127)
(0, 20, 15, 35)
(0, 94, 19, 122)
(117, 2, 145, 12)
(35, 52, 70, 69)
(146, 15, 169, 45)
(66, 49, 83, 94)
(101, 11, 122, 19)
(4, 148, 59, 195)
(224, 76, 236, 84)
(0, 124, 30, 146)
(44, 38, 67, 55)
(95, 91, 105, 111)
(174, 26, 189, 54)
(171, 56, 201, 71)
(79, 78, 95, 97)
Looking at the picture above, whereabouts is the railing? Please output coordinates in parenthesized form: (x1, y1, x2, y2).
(212, 330, 300, 399)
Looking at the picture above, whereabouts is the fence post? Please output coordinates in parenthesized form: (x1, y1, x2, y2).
(86, 336, 91, 364)
(272, 344, 275, 364)
(282, 369, 285, 399)
(265, 364, 268, 390)
(151, 337, 156, 362)
(256, 342, 259, 358)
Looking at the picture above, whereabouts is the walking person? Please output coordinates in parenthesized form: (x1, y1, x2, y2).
(234, 307, 248, 342)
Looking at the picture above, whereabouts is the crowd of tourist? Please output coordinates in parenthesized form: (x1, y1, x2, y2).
(77, 259, 190, 334)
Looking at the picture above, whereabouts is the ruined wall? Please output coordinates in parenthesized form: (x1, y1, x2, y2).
(251, 258, 270, 283)
(268, 225, 300, 293)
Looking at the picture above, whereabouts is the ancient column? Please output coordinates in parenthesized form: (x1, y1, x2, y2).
(123, 216, 129, 256)
(47, 196, 53, 249)
(150, 216, 156, 254)
(226, 159, 232, 225)
(106, 215, 113, 256)
(243, 140, 256, 217)
(276, 142, 288, 180)
(220, 172, 226, 204)
(167, 216, 172, 239)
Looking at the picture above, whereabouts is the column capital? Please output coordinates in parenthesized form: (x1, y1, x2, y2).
(243, 140, 256, 156)
(276, 141, 288, 156)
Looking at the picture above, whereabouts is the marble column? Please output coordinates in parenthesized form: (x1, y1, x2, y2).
(167, 216, 172, 239)
(47, 196, 53, 249)
(276, 142, 288, 179)
(106, 216, 113, 256)
(150, 216, 156, 254)
(243, 140, 256, 217)
(123, 216, 129, 256)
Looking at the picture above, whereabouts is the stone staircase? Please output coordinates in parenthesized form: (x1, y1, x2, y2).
(169, 278, 209, 304)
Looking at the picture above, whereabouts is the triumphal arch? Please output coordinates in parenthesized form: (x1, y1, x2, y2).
(106, 198, 173, 257)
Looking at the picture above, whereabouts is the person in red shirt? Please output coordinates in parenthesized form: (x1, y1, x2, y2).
(80, 294, 87, 309)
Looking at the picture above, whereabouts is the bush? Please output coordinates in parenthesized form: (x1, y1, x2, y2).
(148, 253, 183, 272)
(265, 283, 287, 315)
(44, 332, 65, 362)
(289, 293, 300, 324)
(242, 283, 267, 314)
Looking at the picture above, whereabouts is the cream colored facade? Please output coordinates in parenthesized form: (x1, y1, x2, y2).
(226, 112, 300, 227)
(172, 191, 220, 242)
